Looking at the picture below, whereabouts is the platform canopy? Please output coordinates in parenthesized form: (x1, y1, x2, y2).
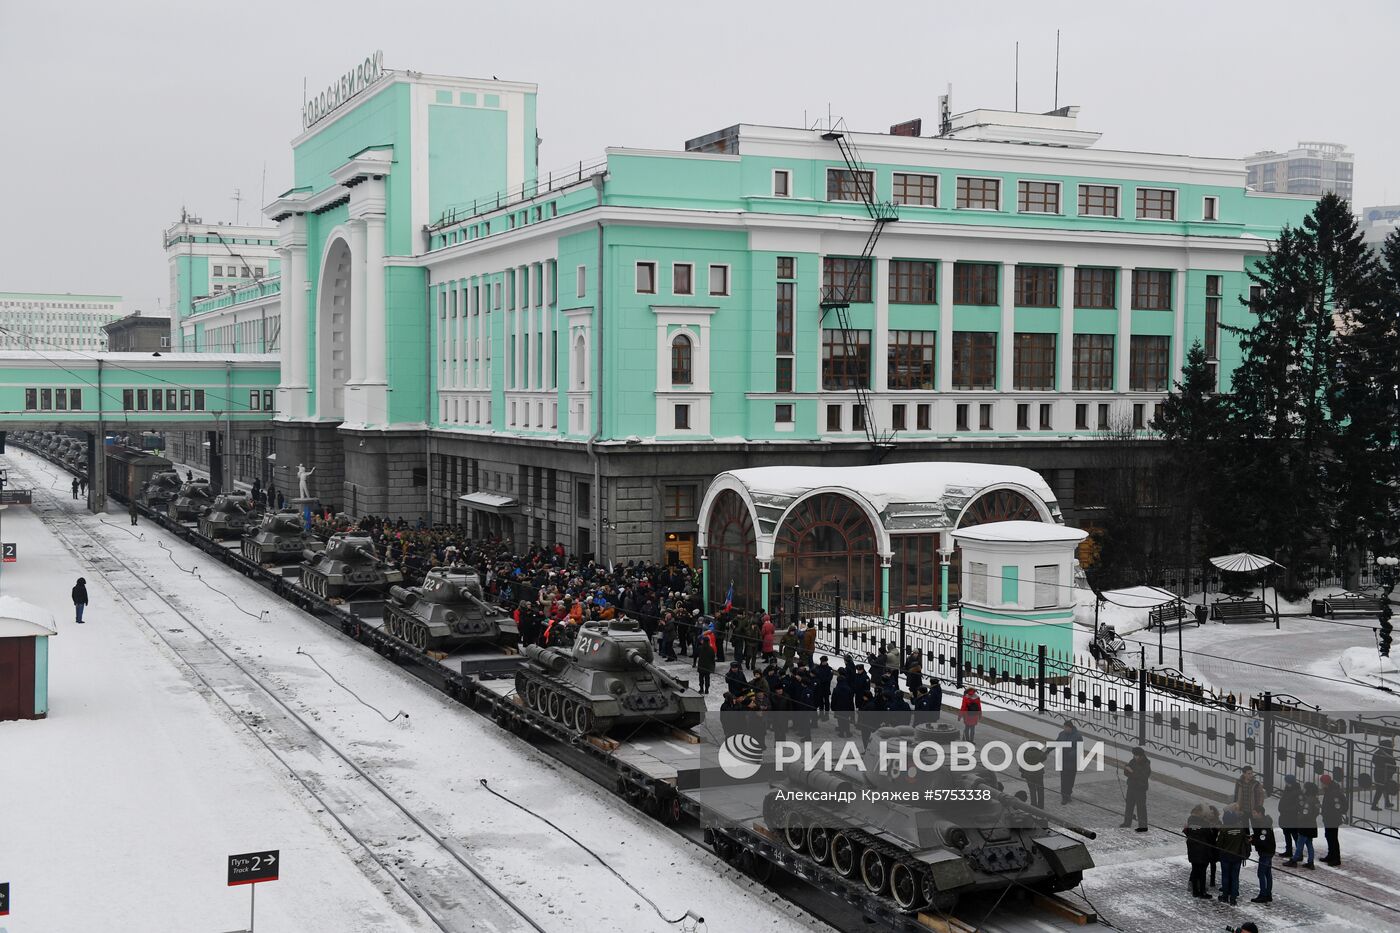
(458, 491, 519, 514)
(0, 594, 58, 637)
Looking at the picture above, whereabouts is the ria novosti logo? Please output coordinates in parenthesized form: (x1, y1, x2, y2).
(718, 733, 766, 779)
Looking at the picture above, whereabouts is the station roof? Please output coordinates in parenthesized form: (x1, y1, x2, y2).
(0, 595, 58, 637)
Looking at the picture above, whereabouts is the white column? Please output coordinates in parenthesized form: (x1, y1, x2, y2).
(364, 214, 387, 386)
(1171, 269, 1187, 382)
(347, 218, 368, 387)
(872, 257, 890, 395)
(544, 263, 555, 389)
(999, 263, 1015, 392)
(1116, 266, 1132, 392)
(938, 259, 954, 392)
(284, 233, 309, 418)
(1060, 267, 1076, 393)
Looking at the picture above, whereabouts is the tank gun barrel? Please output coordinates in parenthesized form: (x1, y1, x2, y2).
(977, 781, 1096, 839)
(624, 648, 688, 692)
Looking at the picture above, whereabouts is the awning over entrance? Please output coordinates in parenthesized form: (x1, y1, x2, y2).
(458, 491, 519, 514)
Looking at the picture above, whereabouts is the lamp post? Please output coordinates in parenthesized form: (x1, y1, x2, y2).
(1376, 556, 1398, 657)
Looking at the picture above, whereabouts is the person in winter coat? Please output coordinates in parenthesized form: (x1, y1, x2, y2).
(800, 622, 817, 667)
(1204, 805, 1222, 888)
(1371, 738, 1396, 810)
(71, 477, 79, 500)
(831, 668, 855, 737)
(1120, 746, 1151, 831)
(813, 656, 833, 713)
(958, 688, 982, 742)
(1021, 744, 1046, 808)
(695, 635, 716, 695)
(72, 577, 89, 623)
(1320, 771, 1346, 866)
(1277, 774, 1302, 859)
(128, 497, 139, 525)
(1215, 807, 1251, 905)
(1184, 804, 1214, 898)
(1233, 766, 1266, 825)
(725, 662, 748, 698)
(779, 627, 799, 670)
(1250, 807, 1276, 903)
(1284, 781, 1320, 867)
(1056, 720, 1082, 804)
(760, 614, 776, 662)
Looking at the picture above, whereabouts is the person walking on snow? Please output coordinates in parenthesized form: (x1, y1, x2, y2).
(71, 477, 79, 500)
(1120, 746, 1151, 831)
(72, 576, 89, 623)
(958, 687, 982, 742)
(129, 497, 139, 526)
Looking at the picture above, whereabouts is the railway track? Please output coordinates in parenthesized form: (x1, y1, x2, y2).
(12, 456, 550, 933)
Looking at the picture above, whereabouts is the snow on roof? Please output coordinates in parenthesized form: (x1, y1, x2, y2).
(722, 462, 1057, 513)
(0, 595, 58, 637)
(1099, 585, 1181, 609)
(952, 520, 1087, 544)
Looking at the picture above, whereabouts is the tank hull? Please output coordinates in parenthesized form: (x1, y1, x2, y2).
(299, 565, 403, 599)
(382, 601, 514, 652)
(513, 666, 706, 736)
(242, 534, 320, 564)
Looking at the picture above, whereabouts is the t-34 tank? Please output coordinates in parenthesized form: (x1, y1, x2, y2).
(759, 720, 1094, 915)
(515, 618, 705, 736)
(383, 565, 514, 652)
(198, 492, 258, 540)
(139, 470, 184, 509)
(169, 478, 214, 521)
(242, 508, 322, 564)
(299, 533, 402, 599)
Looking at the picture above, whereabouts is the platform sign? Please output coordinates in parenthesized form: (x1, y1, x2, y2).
(227, 850, 279, 886)
(0, 881, 9, 916)
(1, 543, 14, 563)
(0, 491, 32, 505)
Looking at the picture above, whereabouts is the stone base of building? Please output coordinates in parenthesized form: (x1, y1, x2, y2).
(271, 421, 346, 511)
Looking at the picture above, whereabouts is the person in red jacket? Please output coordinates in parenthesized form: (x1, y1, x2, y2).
(760, 614, 776, 662)
(959, 687, 982, 742)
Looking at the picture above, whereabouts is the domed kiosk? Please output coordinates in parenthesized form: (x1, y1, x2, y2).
(697, 462, 1064, 619)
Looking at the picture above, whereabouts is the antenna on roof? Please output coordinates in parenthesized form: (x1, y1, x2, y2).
(231, 187, 243, 225)
(1014, 41, 1020, 112)
(938, 85, 953, 137)
(1054, 29, 1061, 111)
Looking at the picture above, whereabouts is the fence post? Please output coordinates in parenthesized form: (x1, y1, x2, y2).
(834, 583, 843, 655)
(791, 585, 800, 632)
(1037, 644, 1047, 713)
(899, 612, 907, 661)
(1138, 646, 1148, 747)
(1261, 691, 1274, 795)
(1345, 737, 1356, 823)
(955, 608, 964, 689)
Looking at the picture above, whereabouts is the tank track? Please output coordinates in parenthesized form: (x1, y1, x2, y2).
(514, 669, 613, 736)
(383, 603, 434, 651)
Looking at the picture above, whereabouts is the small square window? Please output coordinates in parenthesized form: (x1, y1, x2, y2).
(956, 403, 970, 431)
(1075, 403, 1088, 430)
(852, 404, 866, 432)
(636, 262, 657, 294)
(576, 265, 587, 298)
(674, 404, 690, 430)
(826, 404, 843, 432)
(1133, 403, 1145, 430)
(979, 403, 993, 431)
(708, 265, 730, 296)
(773, 170, 791, 198)
(916, 403, 931, 431)
(775, 403, 794, 423)
(1097, 403, 1110, 430)
(1039, 403, 1052, 430)
(213, 265, 223, 276)
(1016, 403, 1030, 431)
(1203, 196, 1219, 221)
(891, 403, 907, 432)
(776, 256, 795, 279)
(672, 263, 693, 295)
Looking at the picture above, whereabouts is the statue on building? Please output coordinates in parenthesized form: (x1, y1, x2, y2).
(297, 463, 316, 500)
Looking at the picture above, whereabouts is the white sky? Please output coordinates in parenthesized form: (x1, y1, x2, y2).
(2, 0, 1396, 312)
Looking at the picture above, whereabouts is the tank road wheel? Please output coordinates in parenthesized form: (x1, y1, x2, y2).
(782, 810, 807, 853)
(859, 848, 889, 895)
(830, 832, 858, 878)
(806, 825, 831, 864)
(889, 861, 927, 912)
(547, 691, 562, 722)
(524, 680, 539, 710)
(561, 700, 578, 731)
(576, 706, 594, 735)
(412, 623, 428, 652)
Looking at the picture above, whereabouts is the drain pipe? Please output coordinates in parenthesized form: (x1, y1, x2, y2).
(586, 172, 606, 559)
(424, 266, 434, 526)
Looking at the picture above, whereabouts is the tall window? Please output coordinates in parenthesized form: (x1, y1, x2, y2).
(952, 331, 997, 389)
(1077, 185, 1119, 217)
(892, 173, 938, 207)
(671, 334, 692, 385)
(1015, 265, 1059, 307)
(1072, 334, 1114, 390)
(953, 262, 998, 305)
(1204, 274, 1221, 362)
(1136, 188, 1176, 220)
(776, 282, 794, 352)
(1013, 333, 1056, 390)
(663, 485, 697, 521)
(821, 329, 871, 389)
(672, 263, 693, 295)
(707, 265, 729, 296)
(823, 257, 872, 303)
(889, 260, 937, 304)
(1130, 336, 1169, 391)
(1017, 180, 1060, 213)
(956, 176, 1000, 210)
(1131, 270, 1172, 310)
(776, 357, 794, 393)
(1074, 268, 1117, 309)
(888, 330, 935, 389)
(776, 261, 795, 393)
(827, 168, 873, 202)
(773, 170, 791, 198)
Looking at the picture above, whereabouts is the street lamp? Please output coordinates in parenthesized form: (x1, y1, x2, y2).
(1376, 556, 1398, 657)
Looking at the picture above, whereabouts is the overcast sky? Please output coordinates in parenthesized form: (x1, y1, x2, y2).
(2, 0, 1396, 312)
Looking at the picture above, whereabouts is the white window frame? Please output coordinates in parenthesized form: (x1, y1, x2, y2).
(635, 260, 657, 295)
(1135, 187, 1178, 221)
(576, 264, 586, 298)
(673, 403, 691, 431)
(1202, 195, 1219, 222)
(707, 264, 730, 297)
(672, 262, 694, 296)
(955, 175, 1002, 211)
(772, 169, 792, 198)
(1016, 179, 1062, 215)
(1033, 564, 1059, 608)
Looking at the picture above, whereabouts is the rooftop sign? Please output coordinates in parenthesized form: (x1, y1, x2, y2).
(303, 51, 385, 130)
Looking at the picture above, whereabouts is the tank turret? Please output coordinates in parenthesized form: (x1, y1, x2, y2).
(299, 533, 402, 599)
(198, 492, 259, 540)
(382, 565, 515, 652)
(139, 470, 184, 508)
(515, 618, 705, 736)
(242, 508, 322, 564)
(758, 720, 1094, 915)
(169, 478, 214, 521)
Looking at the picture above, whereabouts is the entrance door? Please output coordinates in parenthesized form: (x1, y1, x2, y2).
(665, 532, 695, 568)
(0, 637, 34, 720)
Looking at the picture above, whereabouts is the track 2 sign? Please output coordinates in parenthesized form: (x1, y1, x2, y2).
(227, 850, 280, 886)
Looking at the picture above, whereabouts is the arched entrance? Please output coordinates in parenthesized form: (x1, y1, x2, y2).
(706, 489, 759, 612)
(773, 492, 881, 613)
(947, 486, 1047, 604)
(316, 237, 353, 421)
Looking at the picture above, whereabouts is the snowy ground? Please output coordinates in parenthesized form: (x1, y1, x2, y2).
(2, 449, 829, 933)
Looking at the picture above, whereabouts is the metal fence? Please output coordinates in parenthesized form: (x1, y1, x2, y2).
(786, 588, 1399, 838)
